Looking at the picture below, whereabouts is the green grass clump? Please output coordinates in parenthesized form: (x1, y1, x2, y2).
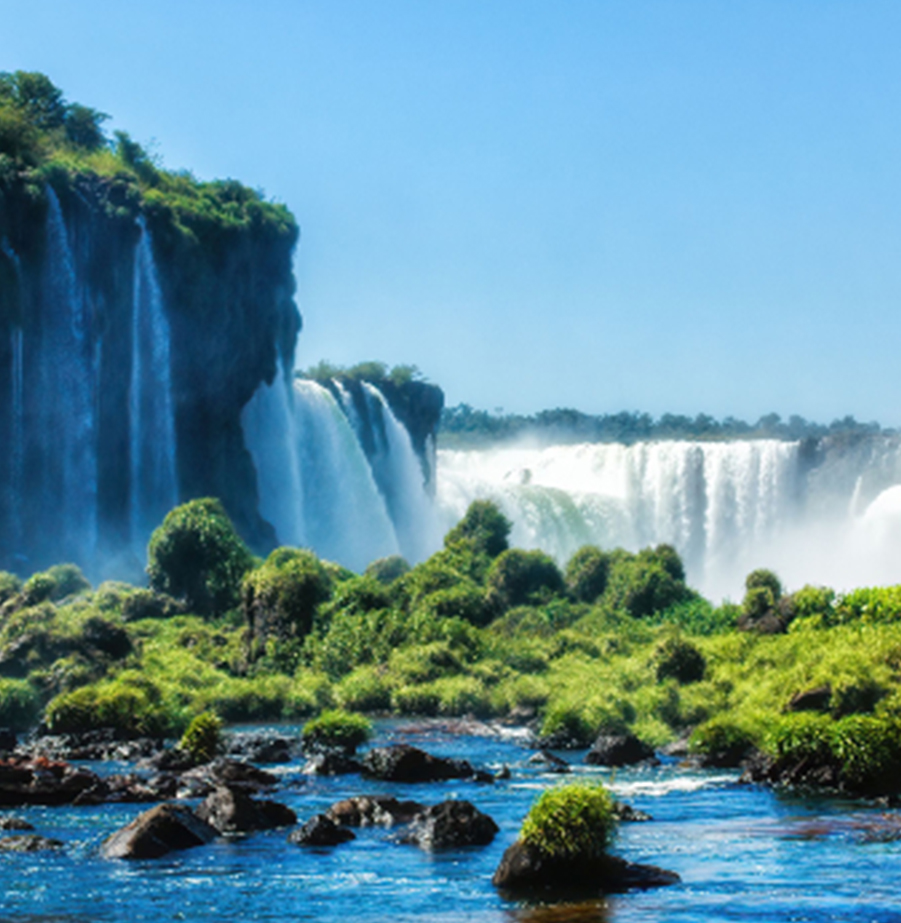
(178, 710, 223, 763)
(520, 783, 615, 860)
(302, 708, 372, 754)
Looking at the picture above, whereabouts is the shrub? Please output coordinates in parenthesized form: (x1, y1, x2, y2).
(654, 636, 706, 684)
(44, 674, 170, 737)
(120, 588, 185, 622)
(364, 555, 410, 585)
(520, 782, 615, 860)
(0, 571, 22, 605)
(539, 702, 599, 746)
(178, 711, 222, 763)
(689, 718, 757, 763)
(243, 548, 333, 659)
(606, 556, 686, 618)
(414, 583, 489, 627)
(443, 500, 511, 559)
(147, 498, 255, 616)
(0, 678, 41, 730)
(565, 546, 612, 603)
(390, 684, 441, 716)
(302, 708, 372, 754)
(42, 564, 91, 601)
(746, 568, 783, 599)
(335, 666, 392, 712)
(486, 549, 565, 612)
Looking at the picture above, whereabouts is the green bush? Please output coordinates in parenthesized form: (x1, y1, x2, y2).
(520, 782, 615, 860)
(243, 548, 333, 660)
(0, 678, 41, 730)
(654, 636, 706, 684)
(334, 666, 392, 712)
(565, 545, 612, 603)
(302, 708, 372, 753)
(606, 555, 686, 618)
(44, 674, 171, 737)
(443, 499, 511, 559)
(364, 555, 410, 585)
(689, 717, 758, 761)
(42, 564, 91, 601)
(147, 499, 255, 616)
(178, 710, 222, 763)
(486, 549, 565, 612)
(746, 568, 783, 599)
(414, 583, 488, 627)
(0, 571, 22, 605)
(539, 701, 599, 746)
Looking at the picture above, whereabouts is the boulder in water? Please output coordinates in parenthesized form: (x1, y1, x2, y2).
(102, 803, 217, 859)
(326, 795, 425, 827)
(288, 814, 355, 847)
(492, 840, 680, 894)
(0, 833, 64, 852)
(585, 734, 657, 767)
(362, 744, 484, 783)
(400, 800, 498, 850)
(196, 785, 296, 834)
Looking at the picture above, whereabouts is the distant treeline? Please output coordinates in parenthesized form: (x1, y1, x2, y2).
(439, 405, 891, 448)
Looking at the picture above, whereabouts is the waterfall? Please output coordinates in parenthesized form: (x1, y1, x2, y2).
(434, 439, 833, 600)
(129, 219, 178, 554)
(9, 326, 23, 549)
(361, 382, 440, 563)
(41, 187, 98, 566)
(241, 364, 305, 548)
(291, 380, 399, 571)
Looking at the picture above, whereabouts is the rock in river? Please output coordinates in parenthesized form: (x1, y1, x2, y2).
(102, 803, 217, 860)
(400, 800, 498, 850)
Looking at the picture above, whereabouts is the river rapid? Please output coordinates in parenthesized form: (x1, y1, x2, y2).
(2, 721, 901, 923)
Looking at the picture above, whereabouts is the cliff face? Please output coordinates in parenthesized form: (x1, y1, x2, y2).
(0, 166, 300, 576)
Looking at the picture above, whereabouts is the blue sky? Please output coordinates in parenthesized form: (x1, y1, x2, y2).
(3, 1, 900, 423)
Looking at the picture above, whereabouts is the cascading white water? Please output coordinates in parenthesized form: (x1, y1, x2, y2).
(361, 382, 441, 563)
(292, 380, 399, 571)
(434, 438, 901, 600)
(241, 364, 306, 548)
(130, 219, 177, 554)
(43, 187, 97, 563)
(9, 326, 23, 548)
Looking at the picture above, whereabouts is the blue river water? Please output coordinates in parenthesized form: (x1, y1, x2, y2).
(2, 721, 901, 923)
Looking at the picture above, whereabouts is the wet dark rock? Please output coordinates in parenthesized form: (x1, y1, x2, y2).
(21, 729, 164, 762)
(585, 734, 658, 767)
(137, 747, 197, 773)
(495, 765, 511, 780)
(0, 757, 100, 806)
(400, 800, 498, 850)
(612, 801, 653, 823)
(196, 785, 296, 834)
(527, 750, 571, 773)
(288, 814, 356, 847)
(362, 744, 484, 783)
(302, 751, 364, 776)
(0, 815, 34, 831)
(175, 758, 279, 798)
(102, 803, 217, 860)
(534, 728, 589, 750)
(787, 685, 832, 713)
(492, 840, 680, 894)
(659, 736, 691, 758)
(72, 772, 163, 806)
(739, 749, 844, 791)
(326, 795, 425, 828)
(226, 732, 296, 764)
(0, 833, 64, 852)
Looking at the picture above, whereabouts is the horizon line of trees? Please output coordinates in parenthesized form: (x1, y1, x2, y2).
(439, 404, 890, 447)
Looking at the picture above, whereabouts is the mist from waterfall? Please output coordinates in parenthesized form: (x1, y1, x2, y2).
(435, 438, 901, 600)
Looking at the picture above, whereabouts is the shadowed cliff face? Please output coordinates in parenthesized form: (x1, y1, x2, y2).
(0, 170, 301, 576)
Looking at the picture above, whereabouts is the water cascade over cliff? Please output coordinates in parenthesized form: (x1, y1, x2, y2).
(436, 437, 901, 599)
(242, 373, 441, 573)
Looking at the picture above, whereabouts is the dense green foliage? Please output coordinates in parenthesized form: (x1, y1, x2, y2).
(147, 499, 256, 617)
(5, 493, 901, 800)
(520, 783, 616, 859)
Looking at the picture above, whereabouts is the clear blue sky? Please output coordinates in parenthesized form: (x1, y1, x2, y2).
(3, 1, 900, 423)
